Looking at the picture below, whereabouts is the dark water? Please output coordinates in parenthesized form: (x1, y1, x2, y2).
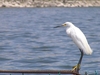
(0, 7, 100, 75)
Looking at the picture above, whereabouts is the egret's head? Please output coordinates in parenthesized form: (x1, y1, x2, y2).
(54, 22, 74, 28)
(62, 22, 73, 27)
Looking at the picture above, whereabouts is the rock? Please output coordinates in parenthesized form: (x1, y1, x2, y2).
(0, 0, 100, 7)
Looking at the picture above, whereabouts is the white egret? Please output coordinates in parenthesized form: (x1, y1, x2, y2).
(54, 22, 93, 72)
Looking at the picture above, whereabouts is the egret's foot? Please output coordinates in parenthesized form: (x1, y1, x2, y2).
(72, 64, 80, 71)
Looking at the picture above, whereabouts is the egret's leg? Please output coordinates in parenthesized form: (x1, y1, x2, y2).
(78, 49, 83, 65)
(72, 49, 83, 72)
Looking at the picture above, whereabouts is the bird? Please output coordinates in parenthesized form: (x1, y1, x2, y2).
(54, 22, 93, 72)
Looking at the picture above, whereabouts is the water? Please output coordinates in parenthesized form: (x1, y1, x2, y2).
(0, 7, 100, 75)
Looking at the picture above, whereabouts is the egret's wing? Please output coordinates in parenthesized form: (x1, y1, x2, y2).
(70, 27, 92, 55)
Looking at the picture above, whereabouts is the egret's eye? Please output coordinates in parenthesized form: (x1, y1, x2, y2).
(62, 24, 66, 26)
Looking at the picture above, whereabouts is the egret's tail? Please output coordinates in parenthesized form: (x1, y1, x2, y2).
(83, 44, 93, 55)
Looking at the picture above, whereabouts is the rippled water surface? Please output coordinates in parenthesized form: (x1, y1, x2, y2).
(0, 7, 100, 75)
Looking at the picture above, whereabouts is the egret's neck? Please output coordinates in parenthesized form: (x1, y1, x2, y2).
(66, 24, 75, 33)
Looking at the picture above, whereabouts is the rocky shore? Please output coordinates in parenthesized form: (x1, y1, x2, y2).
(0, 0, 100, 7)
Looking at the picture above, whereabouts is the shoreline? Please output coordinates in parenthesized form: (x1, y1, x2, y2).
(0, 0, 100, 7)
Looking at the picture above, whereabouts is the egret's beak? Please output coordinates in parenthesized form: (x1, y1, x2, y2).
(54, 25, 62, 28)
(54, 24, 66, 28)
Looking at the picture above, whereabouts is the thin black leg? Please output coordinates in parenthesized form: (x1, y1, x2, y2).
(78, 49, 84, 65)
(76, 49, 84, 72)
(72, 49, 84, 73)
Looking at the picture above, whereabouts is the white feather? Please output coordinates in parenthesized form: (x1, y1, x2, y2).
(65, 22, 93, 55)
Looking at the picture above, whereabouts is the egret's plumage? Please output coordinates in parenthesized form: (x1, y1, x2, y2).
(64, 22, 93, 55)
(54, 22, 93, 71)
